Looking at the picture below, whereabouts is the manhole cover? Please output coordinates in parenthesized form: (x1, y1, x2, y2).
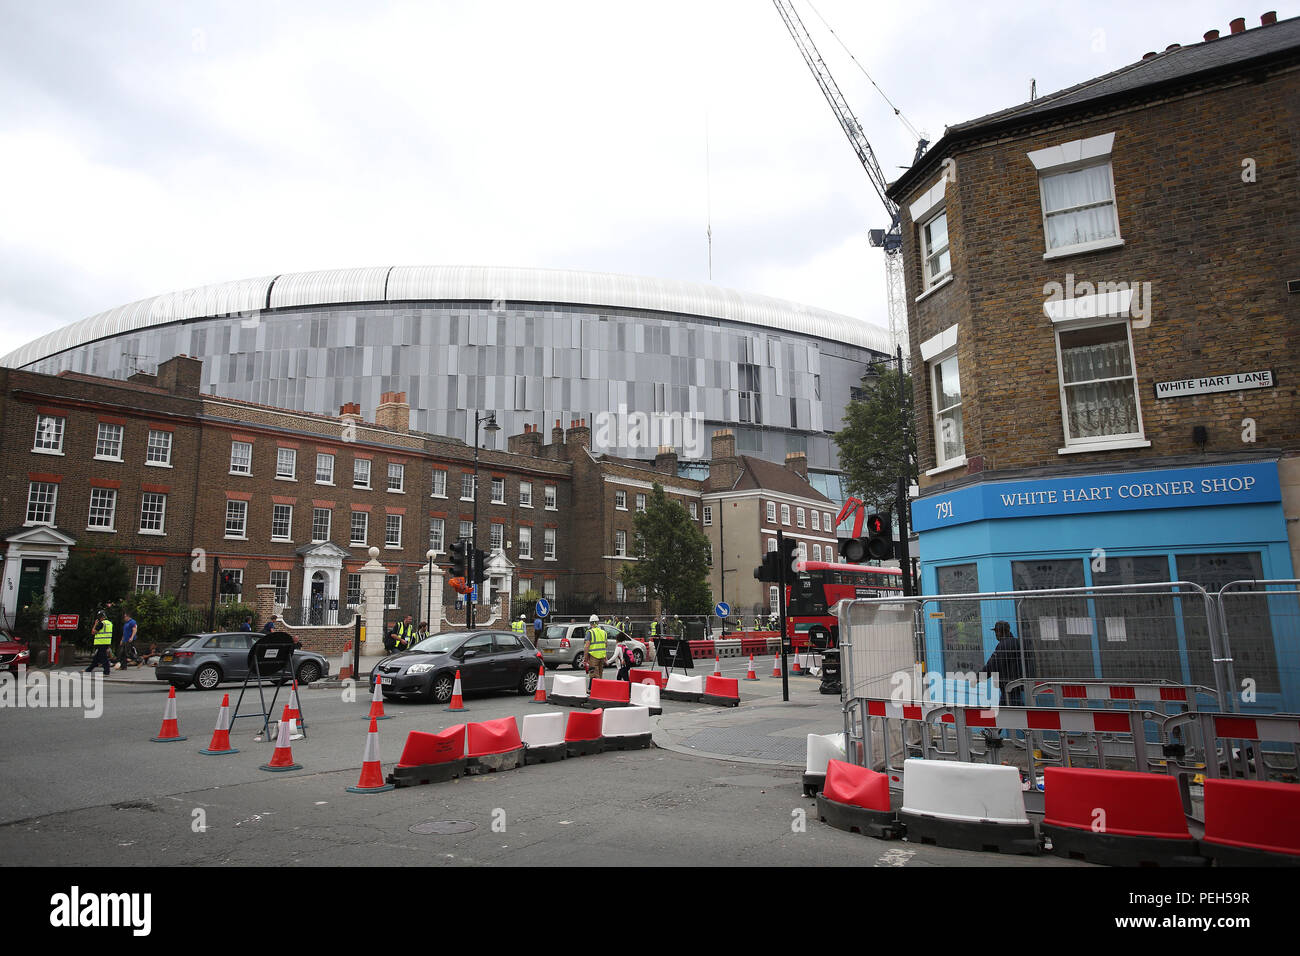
(409, 820, 477, 835)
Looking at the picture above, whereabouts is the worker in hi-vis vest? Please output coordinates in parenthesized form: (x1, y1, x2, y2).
(512, 615, 526, 635)
(585, 614, 608, 683)
(87, 611, 114, 677)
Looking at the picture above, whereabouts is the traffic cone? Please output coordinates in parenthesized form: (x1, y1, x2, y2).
(150, 685, 188, 742)
(771, 654, 782, 678)
(745, 655, 759, 681)
(366, 672, 390, 720)
(259, 706, 302, 772)
(531, 665, 548, 704)
(792, 654, 802, 675)
(346, 716, 395, 793)
(713, 654, 722, 677)
(285, 680, 304, 738)
(338, 640, 353, 681)
(444, 669, 467, 712)
(199, 693, 238, 755)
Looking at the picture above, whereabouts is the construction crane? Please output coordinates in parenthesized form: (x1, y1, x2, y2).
(772, 0, 927, 355)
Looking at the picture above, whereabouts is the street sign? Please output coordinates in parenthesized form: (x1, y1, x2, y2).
(715, 602, 731, 619)
(536, 598, 550, 617)
(52, 614, 79, 630)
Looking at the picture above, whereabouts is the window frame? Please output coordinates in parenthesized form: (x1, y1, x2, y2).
(615, 490, 627, 511)
(387, 462, 405, 493)
(431, 469, 447, 498)
(276, 447, 297, 480)
(428, 517, 445, 553)
(385, 513, 402, 549)
(312, 507, 332, 543)
(543, 528, 557, 561)
(136, 565, 162, 595)
(544, 485, 557, 510)
(350, 510, 368, 547)
(353, 458, 371, 489)
(139, 492, 167, 535)
(225, 500, 248, 538)
(230, 441, 252, 475)
(95, 423, 124, 461)
(271, 503, 294, 542)
(25, 481, 58, 526)
(270, 569, 290, 606)
(519, 481, 532, 508)
(316, 453, 335, 485)
(87, 487, 117, 531)
(146, 429, 173, 467)
(920, 208, 952, 288)
(33, 414, 65, 454)
(1053, 317, 1147, 451)
(518, 526, 532, 559)
(930, 348, 966, 469)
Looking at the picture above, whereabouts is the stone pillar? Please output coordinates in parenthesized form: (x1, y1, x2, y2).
(418, 560, 445, 634)
(255, 585, 276, 629)
(357, 547, 389, 659)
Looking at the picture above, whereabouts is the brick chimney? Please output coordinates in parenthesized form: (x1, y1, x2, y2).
(565, 418, 591, 452)
(156, 355, 202, 395)
(373, 391, 410, 433)
(784, 451, 809, 480)
(708, 429, 739, 491)
(654, 445, 678, 475)
(339, 402, 364, 428)
(509, 422, 543, 457)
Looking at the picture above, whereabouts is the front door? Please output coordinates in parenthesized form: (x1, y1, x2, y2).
(18, 560, 48, 612)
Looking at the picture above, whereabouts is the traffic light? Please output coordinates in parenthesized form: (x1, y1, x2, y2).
(472, 548, 490, 589)
(838, 513, 894, 563)
(780, 536, 799, 575)
(219, 570, 240, 595)
(754, 550, 781, 583)
(449, 539, 469, 579)
(755, 536, 802, 582)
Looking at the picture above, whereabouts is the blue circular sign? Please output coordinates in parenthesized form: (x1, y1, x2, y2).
(535, 598, 550, 617)
(715, 602, 731, 619)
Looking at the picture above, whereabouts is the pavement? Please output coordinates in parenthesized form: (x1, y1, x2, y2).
(70, 653, 843, 769)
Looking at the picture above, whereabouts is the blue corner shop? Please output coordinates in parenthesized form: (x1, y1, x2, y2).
(911, 459, 1298, 713)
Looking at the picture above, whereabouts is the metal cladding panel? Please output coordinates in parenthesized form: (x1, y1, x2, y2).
(268, 267, 391, 309)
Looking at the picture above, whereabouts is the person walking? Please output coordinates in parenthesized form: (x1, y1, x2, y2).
(239, 616, 253, 632)
(584, 614, 608, 684)
(262, 614, 280, 637)
(116, 611, 140, 668)
(608, 634, 633, 682)
(983, 621, 1029, 706)
(533, 611, 544, 646)
(86, 611, 113, 677)
(512, 614, 527, 636)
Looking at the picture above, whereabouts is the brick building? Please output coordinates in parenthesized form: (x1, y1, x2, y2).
(887, 14, 1300, 709)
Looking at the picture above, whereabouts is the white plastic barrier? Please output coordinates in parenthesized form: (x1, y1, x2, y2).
(550, 674, 588, 701)
(630, 681, 662, 709)
(521, 712, 566, 748)
(664, 674, 703, 695)
(805, 732, 847, 776)
(602, 705, 652, 739)
(901, 758, 1027, 825)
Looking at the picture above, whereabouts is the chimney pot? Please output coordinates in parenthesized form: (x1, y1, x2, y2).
(1261, 11, 1276, 25)
(1143, 50, 1159, 59)
(1204, 29, 1220, 40)
(1165, 43, 1181, 51)
(1230, 16, 1246, 33)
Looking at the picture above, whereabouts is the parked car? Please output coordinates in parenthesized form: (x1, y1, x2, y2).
(536, 622, 646, 671)
(155, 632, 329, 690)
(0, 631, 31, 674)
(370, 629, 542, 704)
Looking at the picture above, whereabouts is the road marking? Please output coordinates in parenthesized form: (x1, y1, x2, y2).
(875, 848, 914, 867)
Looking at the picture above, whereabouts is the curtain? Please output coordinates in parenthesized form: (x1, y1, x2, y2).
(1042, 165, 1116, 248)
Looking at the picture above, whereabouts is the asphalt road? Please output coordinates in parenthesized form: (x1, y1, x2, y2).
(0, 665, 1086, 868)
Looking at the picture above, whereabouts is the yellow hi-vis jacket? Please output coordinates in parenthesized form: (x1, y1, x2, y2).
(587, 625, 608, 659)
(94, 619, 114, 646)
(511, 619, 525, 634)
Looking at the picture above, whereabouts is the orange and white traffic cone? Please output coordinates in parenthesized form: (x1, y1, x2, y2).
(531, 665, 548, 704)
(444, 669, 467, 712)
(744, 655, 759, 681)
(286, 680, 304, 738)
(346, 716, 395, 793)
(199, 693, 238, 755)
(792, 654, 802, 675)
(259, 706, 302, 772)
(366, 673, 390, 720)
(713, 654, 722, 677)
(338, 640, 353, 681)
(771, 654, 782, 678)
(151, 685, 188, 742)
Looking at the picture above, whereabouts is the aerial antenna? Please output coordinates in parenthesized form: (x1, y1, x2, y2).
(705, 110, 714, 281)
(1030, 78, 1037, 100)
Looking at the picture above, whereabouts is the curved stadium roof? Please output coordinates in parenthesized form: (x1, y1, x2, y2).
(2, 265, 890, 368)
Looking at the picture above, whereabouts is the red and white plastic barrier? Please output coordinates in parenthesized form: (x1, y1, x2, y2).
(601, 705, 653, 750)
(466, 717, 524, 773)
(1201, 778, 1300, 865)
(816, 760, 900, 839)
(564, 708, 605, 756)
(702, 674, 740, 707)
(900, 758, 1038, 855)
(802, 732, 845, 795)
(662, 673, 703, 702)
(389, 724, 467, 786)
(522, 712, 567, 764)
(589, 678, 631, 708)
(629, 680, 662, 714)
(549, 673, 588, 707)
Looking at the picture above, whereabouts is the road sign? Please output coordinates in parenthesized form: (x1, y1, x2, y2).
(52, 614, 79, 630)
(715, 602, 731, 619)
(536, 598, 550, 617)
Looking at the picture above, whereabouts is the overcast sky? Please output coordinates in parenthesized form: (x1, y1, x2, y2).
(0, 0, 1286, 361)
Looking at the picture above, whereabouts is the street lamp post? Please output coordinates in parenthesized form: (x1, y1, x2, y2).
(468, 411, 500, 631)
(426, 548, 435, 632)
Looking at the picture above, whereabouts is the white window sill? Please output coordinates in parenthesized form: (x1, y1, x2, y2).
(275, 476, 297, 482)
(86, 527, 116, 533)
(518, 555, 532, 561)
(519, 503, 533, 509)
(272, 537, 293, 544)
(145, 461, 173, 469)
(32, 448, 65, 456)
(350, 542, 368, 548)
(355, 485, 372, 491)
(315, 480, 335, 486)
(23, 520, 55, 528)
(94, 455, 123, 463)
(225, 534, 248, 540)
(926, 456, 967, 477)
(431, 493, 447, 499)
(1043, 236, 1125, 260)
(460, 497, 474, 503)
(915, 273, 955, 303)
(229, 471, 251, 477)
(544, 557, 557, 562)
(385, 544, 402, 550)
(1058, 438, 1151, 455)
(491, 500, 505, 506)
(139, 529, 167, 536)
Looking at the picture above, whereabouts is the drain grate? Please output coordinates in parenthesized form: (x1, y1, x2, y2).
(409, 820, 477, 835)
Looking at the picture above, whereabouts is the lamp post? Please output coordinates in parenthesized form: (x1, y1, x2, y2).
(426, 548, 435, 633)
(468, 411, 500, 630)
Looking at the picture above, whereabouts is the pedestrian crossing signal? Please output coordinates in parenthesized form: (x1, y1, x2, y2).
(219, 570, 240, 594)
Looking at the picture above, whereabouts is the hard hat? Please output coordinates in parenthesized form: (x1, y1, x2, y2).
(589, 614, 600, 623)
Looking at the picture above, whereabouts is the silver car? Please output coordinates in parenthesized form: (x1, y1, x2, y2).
(537, 622, 647, 671)
(155, 632, 330, 690)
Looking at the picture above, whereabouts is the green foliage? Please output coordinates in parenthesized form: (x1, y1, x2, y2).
(512, 589, 542, 621)
(833, 364, 918, 515)
(121, 593, 211, 650)
(50, 551, 131, 647)
(214, 602, 255, 631)
(13, 595, 48, 643)
(619, 483, 714, 615)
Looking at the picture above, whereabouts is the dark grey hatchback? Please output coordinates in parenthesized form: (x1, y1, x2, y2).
(370, 629, 542, 704)
(155, 632, 330, 690)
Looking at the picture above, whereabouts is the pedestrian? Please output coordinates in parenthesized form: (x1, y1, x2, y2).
(533, 612, 544, 646)
(262, 614, 280, 637)
(116, 611, 141, 668)
(983, 621, 1029, 706)
(584, 614, 608, 684)
(512, 614, 527, 636)
(416, 621, 430, 644)
(85, 610, 113, 677)
(240, 616, 253, 632)
(608, 634, 633, 682)
(388, 615, 415, 652)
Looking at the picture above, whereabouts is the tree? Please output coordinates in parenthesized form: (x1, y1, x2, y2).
(50, 551, 131, 647)
(620, 483, 713, 615)
(833, 363, 918, 516)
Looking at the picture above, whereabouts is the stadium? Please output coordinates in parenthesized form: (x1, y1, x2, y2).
(1, 265, 889, 492)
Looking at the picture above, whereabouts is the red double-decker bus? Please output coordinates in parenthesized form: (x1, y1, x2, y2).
(786, 560, 904, 649)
